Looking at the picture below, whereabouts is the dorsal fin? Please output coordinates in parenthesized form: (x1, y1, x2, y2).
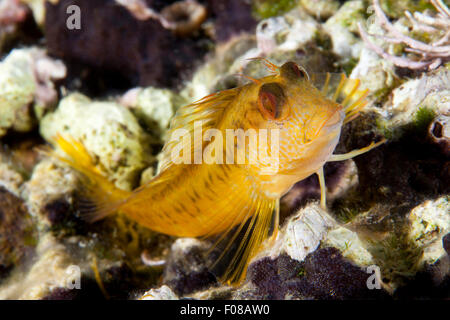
(159, 87, 241, 172)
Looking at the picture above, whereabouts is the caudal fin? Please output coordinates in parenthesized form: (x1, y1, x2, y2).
(47, 135, 131, 222)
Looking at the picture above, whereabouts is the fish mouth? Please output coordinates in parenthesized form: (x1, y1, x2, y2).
(320, 109, 345, 133)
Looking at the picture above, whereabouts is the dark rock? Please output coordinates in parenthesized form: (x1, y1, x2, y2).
(166, 269, 217, 296)
(206, 0, 258, 42)
(42, 276, 105, 300)
(44, 196, 87, 235)
(338, 112, 449, 218)
(45, 0, 211, 92)
(42, 287, 80, 300)
(394, 255, 450, 300)
(247, 257, 281, 299)
(0, 131, 45, 177)
(145, 1, 181, 12)
(248, 249, 391, 300)
(100, 262, 154, 300)
(44, 198, 71, 225)
(444, 233, 450, 256)
(42, 262, 155, 300)
(247, 254, 304, 299)
(0, 186, 37, 282)
(0, 0, 42, 54)
(163, 239, 217, 296)
(293, 247, 389, 300)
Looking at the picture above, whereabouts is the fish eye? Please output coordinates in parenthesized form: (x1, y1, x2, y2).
(280, 61, 309, 81)
(258, 83, 289, 120)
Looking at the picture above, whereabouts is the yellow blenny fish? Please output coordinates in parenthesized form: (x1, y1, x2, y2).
(50, 59, 385, 284)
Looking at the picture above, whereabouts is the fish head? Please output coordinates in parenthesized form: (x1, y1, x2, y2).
(242, 61, 345, 196)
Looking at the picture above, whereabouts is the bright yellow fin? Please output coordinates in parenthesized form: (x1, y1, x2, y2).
(202, 191, 278, 284)
(316, 167, 327, 209)
(48, 135, 131, 222)
(328, 139, 387, 162)
(159, 87, 241, 172)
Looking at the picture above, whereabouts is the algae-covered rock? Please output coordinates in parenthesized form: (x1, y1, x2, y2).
(324, 226, 375, 267)
(19, 157, 165, 298)
(256, 7, 320, 55)
(341, 196, 450, 292)
(350, 47, 397, 101)
(45, 0, 209, 89)
(181, 34, 257, 102)
(22, 158, 78, 229)
(324, 0, 366, 60)
(184, 4, 333, 103)
(252, 0, 300, 19)
(0, 48, 66, 137)
(0, 186, 37, 283)
(40, 93, 153, 191)
(375, 68, 450, 140)
(121, 87, 185, 138)
(300, 0, 340, 20)
(0, 160, 24, 196)
(0, 234, 76, 299)
(408, 197, 450, 266)
(0, 48, 36, 136)
(255, 16, 289, 55)
(257, 202, 375, 271)
(248, 196, 447, 295)
(140, 285, 179, 300)
(379, 0, 435, 19)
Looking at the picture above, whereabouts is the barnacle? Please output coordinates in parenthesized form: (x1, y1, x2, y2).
(160, 0, 207, 37)
(358, 0, 450, 70)
(428, 114, 450, 156)
(116, 0, 207, 37)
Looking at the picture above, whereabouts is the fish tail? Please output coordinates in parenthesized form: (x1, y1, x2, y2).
(48, 134, 131, 222)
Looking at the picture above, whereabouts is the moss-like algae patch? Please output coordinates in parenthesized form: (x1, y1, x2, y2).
(252, 0, 300, 19)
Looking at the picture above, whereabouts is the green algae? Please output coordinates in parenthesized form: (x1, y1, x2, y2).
(253, 0, 300, 19)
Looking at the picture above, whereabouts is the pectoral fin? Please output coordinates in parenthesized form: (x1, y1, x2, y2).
(328, 139, 386, 162)
(203, 193, 278, 285)
(316, 167, 327, 209)
(317, 139, 386, 209)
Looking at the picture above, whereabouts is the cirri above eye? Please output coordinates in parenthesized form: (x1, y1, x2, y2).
(258, 82, 289, 120)
(280, 61, 309, 81)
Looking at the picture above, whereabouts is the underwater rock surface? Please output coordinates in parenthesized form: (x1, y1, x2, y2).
(45, 0, 209, 89)
(0, 0, 449, 300)
(40, 93, 154, 191)
(44, 0, 257, 91)
(245, 248, 391, 300)
(0, 47, 66, 137)
(162, 238, 218, 296)
(0, 186, 36, 283)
